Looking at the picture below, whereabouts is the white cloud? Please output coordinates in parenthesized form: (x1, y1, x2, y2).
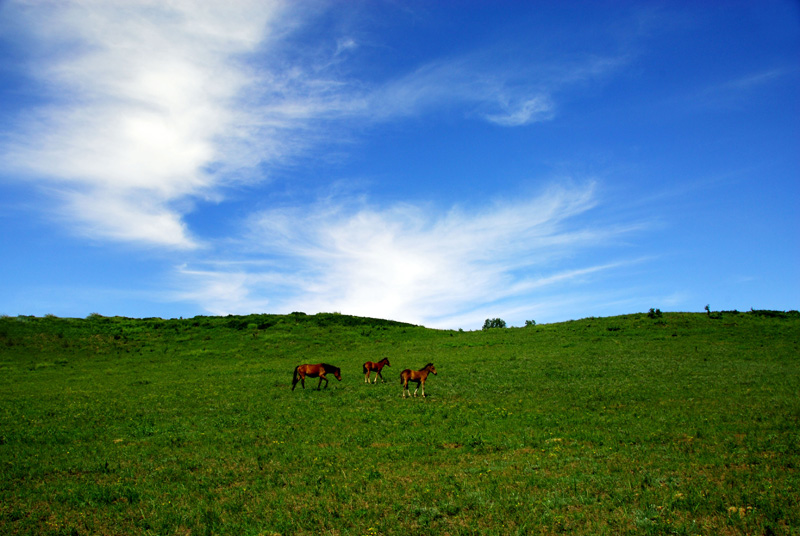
(176, 183, 644, 327)
(2, 0, 287, 248)
(483, 95, 555, 126)
(335, 37, 358, 57)
(172, 265, 274, 316)
(65, 188, 193, 247)
(363, 59, 557, 126)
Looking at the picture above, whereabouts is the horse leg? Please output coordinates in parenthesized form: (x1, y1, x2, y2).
(421, 380, 426, 397)
(376, 370, 383, 383)
(292, 368, 300, 391)
(402, 379, 408, 398)
(365, 370, 370, 383)
(294, 371, 306, 390)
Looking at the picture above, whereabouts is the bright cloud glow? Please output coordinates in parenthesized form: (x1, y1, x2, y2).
(175, 183, 646, 328)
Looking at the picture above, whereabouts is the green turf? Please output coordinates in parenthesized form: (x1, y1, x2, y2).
(1, 310, 798, 535)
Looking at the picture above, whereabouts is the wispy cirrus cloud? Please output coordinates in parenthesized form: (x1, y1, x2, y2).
(359, 50, 627, 126)
(175, 182, 646, 328)
(362, 59, 557, 126)
(681, 66, 797, 112)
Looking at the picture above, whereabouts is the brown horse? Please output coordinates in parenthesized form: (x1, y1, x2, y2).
(292, 363, 342, 391)
(363, 357, 391, 384)
(400, 363, 437, 398)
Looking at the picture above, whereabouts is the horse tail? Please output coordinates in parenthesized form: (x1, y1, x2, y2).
(363, 362, 368, 374)
(293, 365, 299, 384)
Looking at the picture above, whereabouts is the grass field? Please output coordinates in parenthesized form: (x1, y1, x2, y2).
(1, 310, 798, 535)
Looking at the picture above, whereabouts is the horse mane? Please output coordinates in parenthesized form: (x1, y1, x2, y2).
(420, 363, 433, 370)
(322, 363, 340, 373)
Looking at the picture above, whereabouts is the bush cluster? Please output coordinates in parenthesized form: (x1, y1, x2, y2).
(482, 318, 507, 330)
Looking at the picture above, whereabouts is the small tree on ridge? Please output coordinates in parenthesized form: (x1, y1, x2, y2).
(482, 318, 507, 330)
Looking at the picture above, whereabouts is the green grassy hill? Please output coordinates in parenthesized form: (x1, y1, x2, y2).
(1, 310, 798, 535)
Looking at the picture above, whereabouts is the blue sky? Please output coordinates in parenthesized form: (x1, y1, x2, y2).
(1, 1, 798, 329)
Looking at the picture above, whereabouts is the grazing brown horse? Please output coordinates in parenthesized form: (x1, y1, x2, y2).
(363, 357, 391, 383)
(400, 363, 437, 398)
(292, 363, 342, 391)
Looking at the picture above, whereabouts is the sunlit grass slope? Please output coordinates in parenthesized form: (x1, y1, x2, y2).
(1, 310, 798, 535)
